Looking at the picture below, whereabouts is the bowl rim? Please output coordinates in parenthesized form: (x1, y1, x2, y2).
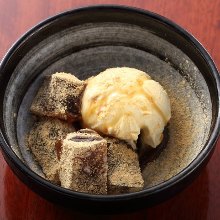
(0, 4, 220, 202)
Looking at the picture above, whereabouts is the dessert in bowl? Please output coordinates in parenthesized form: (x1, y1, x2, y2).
(26, 67, 170, 195)
(0, 6, 219, 212)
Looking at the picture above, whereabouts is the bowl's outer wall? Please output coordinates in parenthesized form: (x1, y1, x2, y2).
(0, 6, 219, 212)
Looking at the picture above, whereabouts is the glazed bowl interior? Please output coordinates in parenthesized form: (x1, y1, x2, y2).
(0, 6, 219, 209)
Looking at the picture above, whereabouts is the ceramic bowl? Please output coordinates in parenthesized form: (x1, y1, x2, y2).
(0, 5, 219, 212)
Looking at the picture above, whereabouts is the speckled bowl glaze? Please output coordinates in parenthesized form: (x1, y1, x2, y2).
(0, 5, 219, 213)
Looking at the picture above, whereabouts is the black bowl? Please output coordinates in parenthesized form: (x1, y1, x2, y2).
(0, 5, 220, 213)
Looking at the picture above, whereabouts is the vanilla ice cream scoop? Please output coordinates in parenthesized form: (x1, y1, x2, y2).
(81, 67, 171, 148)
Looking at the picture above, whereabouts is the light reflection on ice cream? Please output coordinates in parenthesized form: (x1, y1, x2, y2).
(81, 67, 171, 148)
